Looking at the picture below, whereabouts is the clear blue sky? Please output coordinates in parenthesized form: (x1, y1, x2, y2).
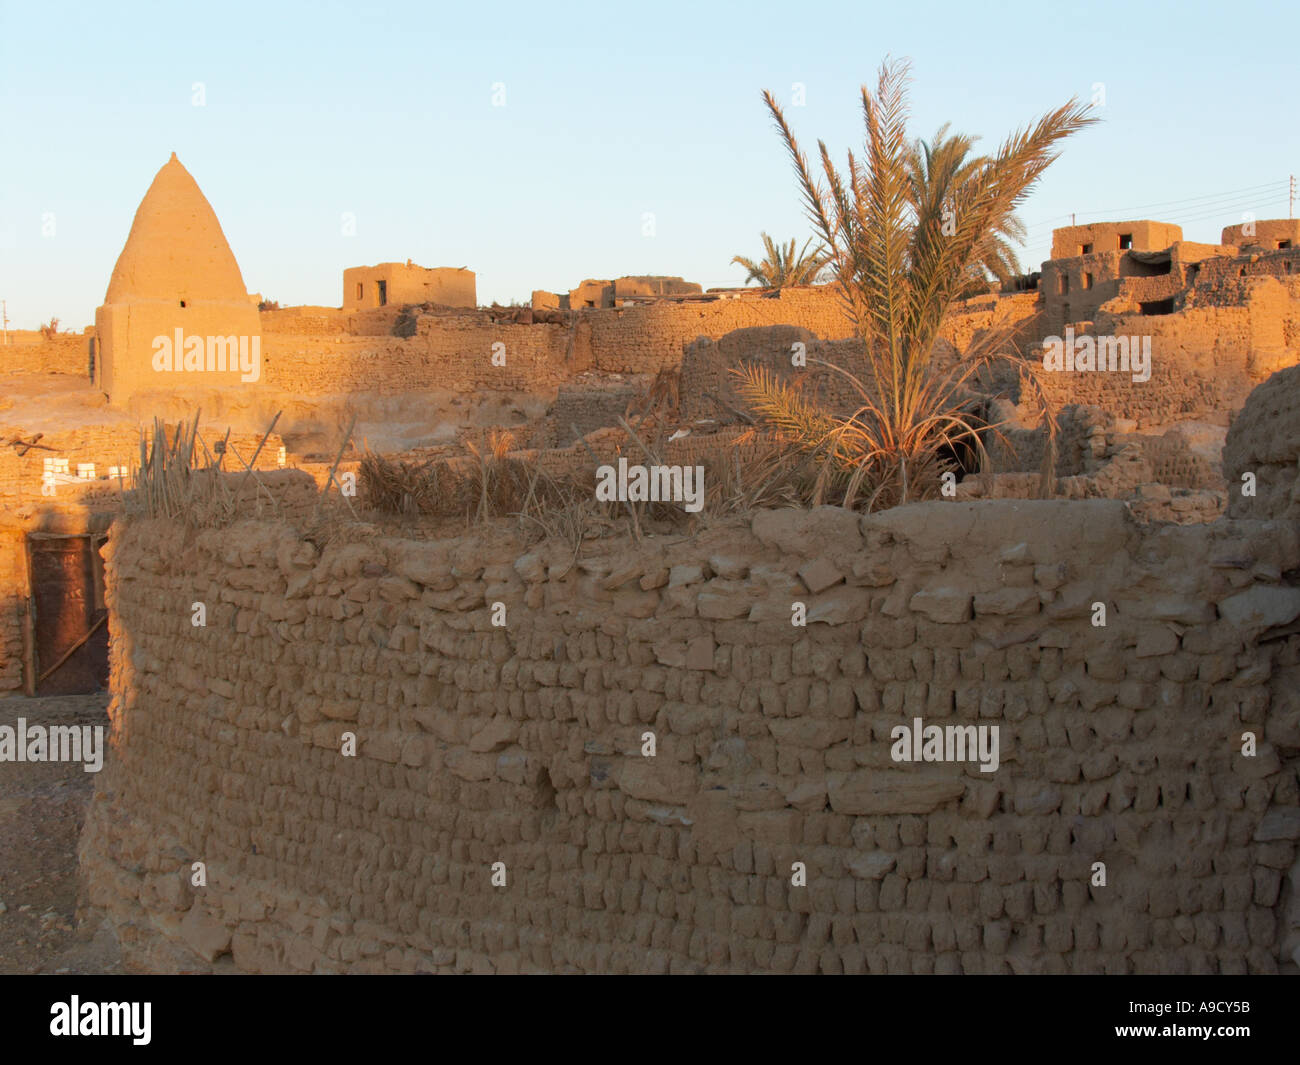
(1, 0, 1295, 329)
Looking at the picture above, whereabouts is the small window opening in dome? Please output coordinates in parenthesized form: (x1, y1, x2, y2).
(179, 300, 187, 308)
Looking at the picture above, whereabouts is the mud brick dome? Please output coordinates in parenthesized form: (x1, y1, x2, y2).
(94, 153, 261, 406)
(104, 153, 252, 305)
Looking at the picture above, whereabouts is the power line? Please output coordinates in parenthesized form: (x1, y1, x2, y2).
(1178, 204, 1287, 225)
(1026, 179, 1288, 225)
(1066, 179, 1287, 219)
(1159, 197, 1288, 227)
(1024, 179, 1289, 234)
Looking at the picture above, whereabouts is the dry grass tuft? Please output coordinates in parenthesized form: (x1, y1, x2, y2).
(125, 412, 291, 525)
(360, 430, 593, 527)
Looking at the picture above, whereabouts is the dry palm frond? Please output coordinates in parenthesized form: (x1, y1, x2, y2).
(730, 331, 1058, 512)
(703, 433, 819, 515)
(730, 364, 841, 453)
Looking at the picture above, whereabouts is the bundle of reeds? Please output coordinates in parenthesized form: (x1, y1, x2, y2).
(126, 412, 284, 524)
(357, 451, 465, 517)
(128, 414, 206, 519)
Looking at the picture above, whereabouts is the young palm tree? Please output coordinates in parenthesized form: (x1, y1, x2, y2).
(731, 232, 830, 288)
(907, 123, 1029, 298)
(734, 57, 1095, 507)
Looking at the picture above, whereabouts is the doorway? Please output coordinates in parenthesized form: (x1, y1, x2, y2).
(26, 533, 109, 695)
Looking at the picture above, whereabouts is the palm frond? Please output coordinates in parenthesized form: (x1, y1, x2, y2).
(749, 56, 1092, 511)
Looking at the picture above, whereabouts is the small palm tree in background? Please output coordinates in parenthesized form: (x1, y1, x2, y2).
(731, 232, 830, 288)
(733, 56, 1095, 508)
(907, 123, 1029, 299)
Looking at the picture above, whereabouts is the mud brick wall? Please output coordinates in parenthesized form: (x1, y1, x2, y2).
(260, 306, 401, 336)
(1192, 249, 1300, 290)
(544, 385, 641, 447)
(1029, 306, 1271, 430)
(679, 330, 871, 424)
(246, 268, 1300, 418)
(932, 292, 1042, 358)
(1137, 435, 1225, 491)
(257, 289, 856, 397)
(987, 406, 1106, 479)
(80, 499, 1300, 973)
(0, 425, 139, 509)
(260, 320, 579, 397)
(1, 333, 89, 376)
(585, 288, 858, 374)
(990, 414, 1226, 497)
(0, 528, 27, 691)
(258, 289, 859, 396)
(0, 424, 284, 509)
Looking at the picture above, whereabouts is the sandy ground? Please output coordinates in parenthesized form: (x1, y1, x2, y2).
(0, 373, 134, 435)
(0, 691, 122, 974)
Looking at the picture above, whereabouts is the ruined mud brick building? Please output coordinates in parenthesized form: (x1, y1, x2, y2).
(533, 275, 705, 311)
(343, 262, 477, 311)
(4, 153, 1300, 971)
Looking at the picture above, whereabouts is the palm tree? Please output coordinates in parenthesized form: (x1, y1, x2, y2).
(731, 232, 830, 288)
(732, 56, 1095, 508)
(907, 123, 1029, 298)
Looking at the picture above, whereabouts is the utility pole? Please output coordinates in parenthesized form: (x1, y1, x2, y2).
(2, 300, 8, 346)
(1291, 174, 1296, 218)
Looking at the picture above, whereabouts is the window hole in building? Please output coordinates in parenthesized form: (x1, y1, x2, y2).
(1122, 256, 1171, 278)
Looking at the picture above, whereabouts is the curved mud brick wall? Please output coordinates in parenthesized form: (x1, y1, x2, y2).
(1223, 362, 1300, 521)
(79, 497, 1300, 973)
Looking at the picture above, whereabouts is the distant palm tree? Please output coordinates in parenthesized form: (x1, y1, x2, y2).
(907, 123, 1028, 298)
(731, 232, 829, 288)
(730, 57, 1095, 508)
